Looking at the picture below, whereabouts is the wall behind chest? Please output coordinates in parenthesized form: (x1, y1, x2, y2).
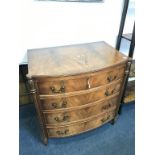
(20, 0, 123, 63)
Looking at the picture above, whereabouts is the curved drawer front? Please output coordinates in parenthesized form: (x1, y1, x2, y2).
(40, 80, 122, 110)
(47, 111, 115, 137)
(43, 97, 118, 125)
(36, 65, 125, 95)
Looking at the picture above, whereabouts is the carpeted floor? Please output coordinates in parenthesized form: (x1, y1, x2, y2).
(19, 102, 135, 155)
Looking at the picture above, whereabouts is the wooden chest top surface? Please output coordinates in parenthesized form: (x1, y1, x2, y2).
(27, 41, 127, 77)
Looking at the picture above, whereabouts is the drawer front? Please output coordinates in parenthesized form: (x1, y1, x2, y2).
(47, 111, 115, 137)
(90, 66, 125, 88)
(43, 97, 118, 125)
(36, 65, 125, 95)
(40, 80, 122, 110)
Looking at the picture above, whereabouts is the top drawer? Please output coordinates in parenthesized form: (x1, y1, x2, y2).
(36, 65, 126, 95)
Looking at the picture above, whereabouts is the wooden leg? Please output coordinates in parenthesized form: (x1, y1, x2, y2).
(111, 119, 116, 125)
(28, 79, 48, 145)
(40, 125, 48, 145)
(118, 104, 123, 115)
(111, 115, 118, 125)
(43, 137, 48, 145)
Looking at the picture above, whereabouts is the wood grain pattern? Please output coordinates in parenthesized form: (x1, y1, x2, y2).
(43, 97, 118, 125)
(27, 41, 128, 78)
(46, 111, 115, 137)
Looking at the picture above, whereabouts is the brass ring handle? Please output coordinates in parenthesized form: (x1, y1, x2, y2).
(51, 100, 67, 109)
(101, 103, 111, 111)
(50, 81, 65, 94)
(54, 115, 70, 122)
(101, 115, 110, 123)
(107, 75, 117, 82)
(56, 129, 69, 135)
(104, 88, 116, 96)
(51, 103, 57, 108)
(61, 100, 67, 108)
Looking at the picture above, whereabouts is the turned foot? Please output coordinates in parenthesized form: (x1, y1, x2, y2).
(118, 105, 122, 115)
(111, 119, 116, 125)
(43, 137, 48, 145)
(110, 116, 118, 125)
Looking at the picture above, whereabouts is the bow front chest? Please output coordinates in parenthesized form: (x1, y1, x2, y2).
(27, 41, 130, 144)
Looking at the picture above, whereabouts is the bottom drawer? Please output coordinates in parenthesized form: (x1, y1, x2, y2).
(46, 111, 115, 137)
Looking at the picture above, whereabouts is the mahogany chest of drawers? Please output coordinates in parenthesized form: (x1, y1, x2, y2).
(27, 41, 131, 144)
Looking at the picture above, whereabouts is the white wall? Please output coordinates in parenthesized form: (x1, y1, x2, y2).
(20, 0, 123, 64)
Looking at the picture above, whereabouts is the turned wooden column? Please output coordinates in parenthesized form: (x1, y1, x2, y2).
(28, 78, 48, 145)
(111, 58, 132, 124)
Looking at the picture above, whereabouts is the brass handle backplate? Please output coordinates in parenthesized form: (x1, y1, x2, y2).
(101, 103, 112, 111)
(50, 100, 67, 109)
(54, 114, 70, 123)
(104, 88, 116, 96)
(50, 81, 65, 94)
(101, 115, 110, 123)
(107, 75, 117, 82)
(56, 129, 69, 135)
